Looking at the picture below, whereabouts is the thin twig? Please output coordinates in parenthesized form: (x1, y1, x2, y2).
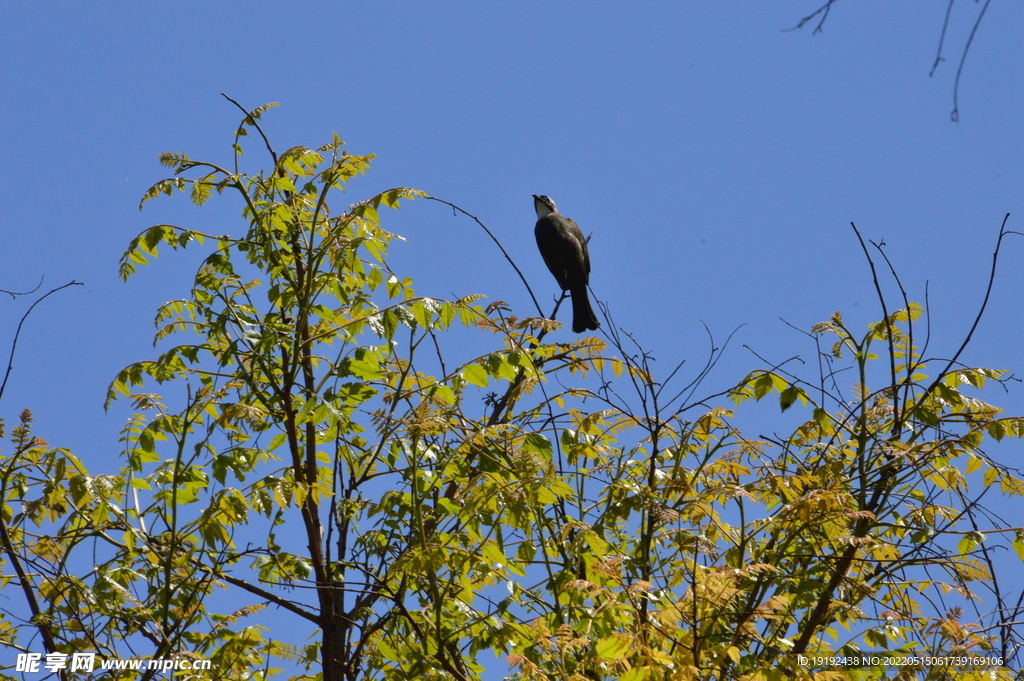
(425, 196, 543, 317)
(851, 224, 900, 434)
(485, 292, 569, 425)
(0, 281, 84, 404)
(930, 0, 956, 77)
(221, 93, 278, 166)
(870, 237, 915, 433)
(927, 214, 1012, 388)
(667, 322, 744, 412)
(950, 0, 991, 122)
(204, 565, 321, 625)
(920, 281, 933, 368)
(0, 277, 43, 300)
(783, 0, 839, 34)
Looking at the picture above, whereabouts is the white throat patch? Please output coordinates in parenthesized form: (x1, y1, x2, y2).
(534, 196, 556, 218)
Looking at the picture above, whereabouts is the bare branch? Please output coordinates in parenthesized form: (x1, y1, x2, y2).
(0, 276, 43, 300)
(950, 0, 992, 122)
(220, 93, 278, 166)
(0, 280, 85, 405)
(425, 196, 543, 317)
(927, 214, 1012, 389)
(930, 0, 956, 77)
(785, 0, 840, 34)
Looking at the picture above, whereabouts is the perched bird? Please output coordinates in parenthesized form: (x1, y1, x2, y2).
(533, 194, 600, 333)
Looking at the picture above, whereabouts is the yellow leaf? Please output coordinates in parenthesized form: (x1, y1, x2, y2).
(620, 667, 650, 681)
(594, 634, 632, 661)
(983, 466, 999, 488)
(481, 543, 507, 568)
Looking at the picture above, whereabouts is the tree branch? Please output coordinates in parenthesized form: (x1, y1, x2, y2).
(0, 280, 84, 405)
(425, 196, 543, 317)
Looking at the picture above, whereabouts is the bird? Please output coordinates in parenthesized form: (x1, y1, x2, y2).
(533, 194, 600, 333)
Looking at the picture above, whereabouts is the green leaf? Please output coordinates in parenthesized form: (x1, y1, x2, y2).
(517, 541, 537, 562)
(753, 372, 775, 400)
(864, 628, 886, 648)
(910, 529, 931, 543)
(779, 386, 802, 412)
(411, 300, 434, 329)
(621, 667, 650, 681)
(377, 639, 399, 662)
(463, 364, 488, 388)
(344, 350, 384, 380)
(595, 634, 632, 661)
(987, 420, 1007, 441)
(431, 384, 456, 404)
(1013, 531, 1024, 561)
(481, 543, 508, 568)
(957, 531, 984, 555)
(312, 304, 336, 322)
(523, 433, 552, 455)
(275, 176, 297, 193)
(535, 486, 558, 505)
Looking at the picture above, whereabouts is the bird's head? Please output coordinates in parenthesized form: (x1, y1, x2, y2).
(533, 194, 558, 218)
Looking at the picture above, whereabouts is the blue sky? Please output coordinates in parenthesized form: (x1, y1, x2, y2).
(2, 1, 1023, 673)
(3, 3, 1023, 444)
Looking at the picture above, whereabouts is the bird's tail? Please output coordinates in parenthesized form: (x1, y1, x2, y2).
(571, 287, 600, 333)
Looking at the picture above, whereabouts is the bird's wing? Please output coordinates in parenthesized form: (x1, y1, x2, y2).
(536, 215, 590, 290)
(535, 217, 570, 290)
(565, 217, 591, 276)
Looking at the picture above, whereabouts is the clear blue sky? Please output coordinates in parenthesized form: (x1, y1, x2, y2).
(2, 1, 1022, 673)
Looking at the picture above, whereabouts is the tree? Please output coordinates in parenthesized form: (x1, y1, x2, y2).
(2, 101, 1022, 680)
